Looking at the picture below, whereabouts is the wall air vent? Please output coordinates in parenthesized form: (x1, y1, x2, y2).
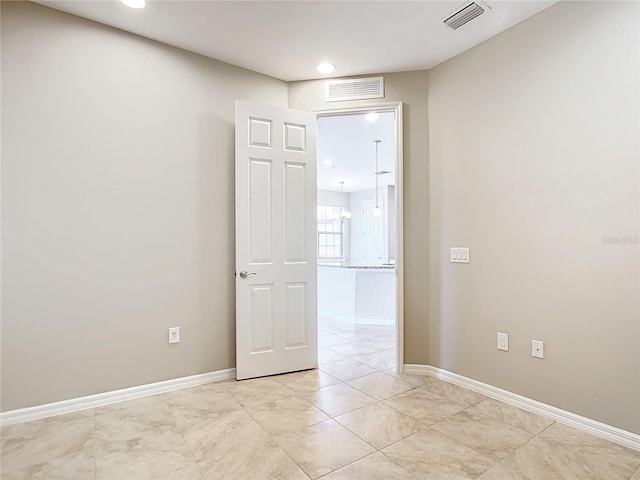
(326, 77, 384, 102)
(444, 1, 487, 30)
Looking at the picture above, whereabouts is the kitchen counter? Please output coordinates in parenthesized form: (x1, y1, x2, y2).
(318, 263, 395, 270)
(318, 263, 395, 326)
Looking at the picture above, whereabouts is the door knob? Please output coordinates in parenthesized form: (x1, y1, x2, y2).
(239, 271, 257, 279)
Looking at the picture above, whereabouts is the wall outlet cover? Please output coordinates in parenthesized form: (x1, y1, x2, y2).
(168, 327, 180, 344)
(532, 339, 544, 358)
(497, 332, 509, 351)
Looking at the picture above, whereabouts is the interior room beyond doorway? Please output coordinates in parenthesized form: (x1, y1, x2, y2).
(316, 110, 398, 373)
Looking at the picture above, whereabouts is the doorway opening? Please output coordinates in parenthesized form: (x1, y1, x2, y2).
(314, 103, 404, 374)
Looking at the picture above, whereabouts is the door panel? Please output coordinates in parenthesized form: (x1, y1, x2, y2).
(249, 159, 272, 263)
(250, 284, 274, 353)
(284, 283, 307, 348)
(249, 118, 272, 147)
(236, 100, 317, 380)
(284, 162, 306, 262)
(284, 123, 307, 152)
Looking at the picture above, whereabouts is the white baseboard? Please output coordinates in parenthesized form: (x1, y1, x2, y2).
(0, 368, 236, 427)
(404, 364, 640, 452)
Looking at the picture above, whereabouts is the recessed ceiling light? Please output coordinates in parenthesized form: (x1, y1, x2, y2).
(316, 62, 336, 74)
(121, 0, 145, 9)
(365, 112, 379, 122)
(323, 159, 333, 166)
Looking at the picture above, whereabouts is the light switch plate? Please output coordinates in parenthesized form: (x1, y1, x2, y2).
(450, 247, 470, 263)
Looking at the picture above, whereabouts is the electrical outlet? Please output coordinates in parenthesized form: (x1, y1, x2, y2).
(532, 339, 544, 358)
(168, 327, 180, 344)
(497, 332, 509, 351)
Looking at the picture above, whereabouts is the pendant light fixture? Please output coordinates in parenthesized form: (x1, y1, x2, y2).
(373, 140, 382, 217)
(339, 181, 352, 220)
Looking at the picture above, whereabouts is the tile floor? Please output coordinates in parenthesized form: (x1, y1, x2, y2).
(1, 317, 639, 479)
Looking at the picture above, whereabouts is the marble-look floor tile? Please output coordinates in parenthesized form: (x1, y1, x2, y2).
(95, 430, 193, 480)
(226, 379, 297, 408)
(164, 382, 238, 404)
(382, 369, 437, 389)
(201, 442, 308, 480)
(334, 330, 381, 343)
(352, 349, 396, 370)
(166, 381, 230, 397)
(164, 464, 203, 479)
(538, 423, 640, 477)
(423, 380, 487, 406)
(319, 334, 352, 348)
(182, 409, 258, 462)
(354, 325, 394, 337)
(319, 452, 415, 480)
(335, 402, 426, 449)
(384, 380, 486, 425)
(0, 447, 95, 480)
(318, 348, 348, 365)
(1, 417, 94, 474)
(383, 385, 472, 425)
(96, 394, 177, 442)
(347, 372, 414, 400)
(0, 410, 95, 441)
(244, 396, 329, 435)
(431, 409, 534, 461)
(165, 389, 244, 431)
(184, 409, 308, 480)
(478, 422, 640, 480)
(277, 369, 341, 393)
(466, 398, 554, 436)
(362, 336, 397, 351)
(222, 376, 287, 393)
(382, 429, 495, 479)
(319, 358, 377, 382)
(276, 419, 375, 479)
(328, 342, 382, 357)
(303, 383, 376, 417)
(476, 462, 545, 480)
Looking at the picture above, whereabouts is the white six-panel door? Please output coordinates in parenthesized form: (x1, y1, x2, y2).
(235, 100, 317, 380)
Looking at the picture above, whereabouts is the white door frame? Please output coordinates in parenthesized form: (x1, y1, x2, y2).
(313, 102, 405, 373)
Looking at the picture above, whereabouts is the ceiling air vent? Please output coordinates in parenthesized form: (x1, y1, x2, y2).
(444, 1, 487, 30)
(326, 77, 384, 102)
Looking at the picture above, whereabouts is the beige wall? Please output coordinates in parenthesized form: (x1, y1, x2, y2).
(1, 2, 287, 411)
(428, 1, 639, 434)
(289, 72, 430, 365)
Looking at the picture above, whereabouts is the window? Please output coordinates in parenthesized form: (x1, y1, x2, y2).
(317, 205, 344, 259)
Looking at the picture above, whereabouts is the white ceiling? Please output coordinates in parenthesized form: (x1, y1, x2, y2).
(34, 0, 558, 82)
(318, 112, 396, 192)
